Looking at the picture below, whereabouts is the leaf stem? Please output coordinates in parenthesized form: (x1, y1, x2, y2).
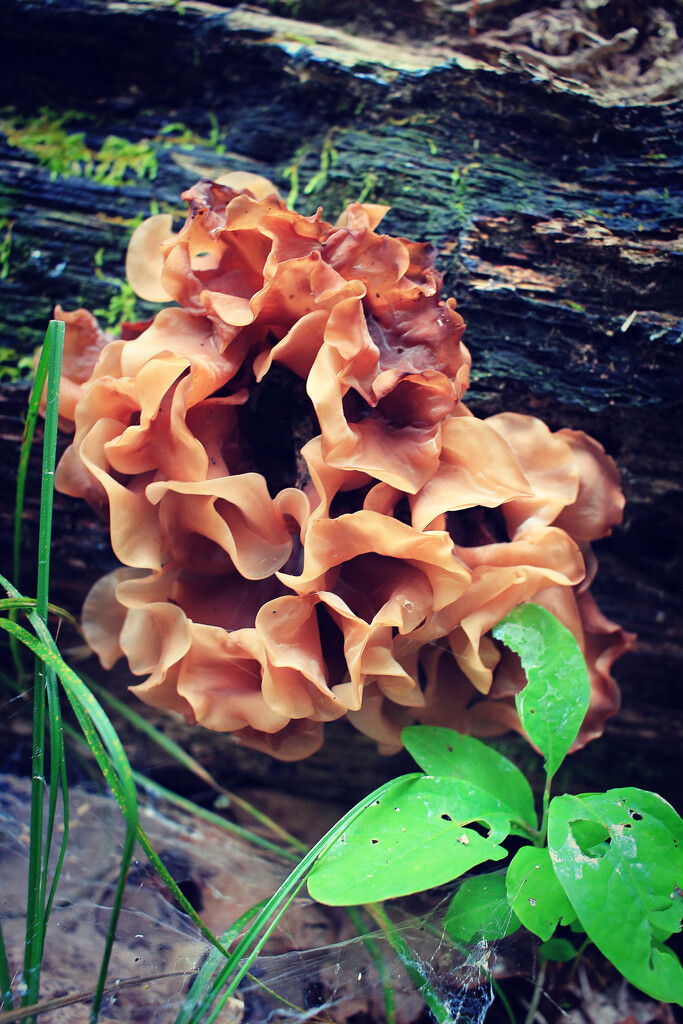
(522, 960, 546, 1024)
(537, 773, 553, 847)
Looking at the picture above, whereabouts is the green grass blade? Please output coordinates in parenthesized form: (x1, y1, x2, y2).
(0, 598, 79, 626)
(0, 608, 138, 1024)
(25, 641, 135, 1024)
(132, 772, 297, 862)
(0, 923, 13, 1011)
(36, 320, 63, 621)
(40, 671, 69, 947)
(202, 881, 307, 1024)
(0, 584, 137, 822)
(34, 670, 231, 962)
(363, 905, 449, 1024)
(1, 615, 232, 970)
(135, 823, 230, 959)
(174, 903, 266, 1024)
(85, 676, 304, 853)
(345, 907, 396, 1024)
(9, 322, 63, 679)
(23, 656, 46, 1010)
(177, 779, 429, 1024)
(22, 320, 64, 1016)
(12, 331, 50, 595)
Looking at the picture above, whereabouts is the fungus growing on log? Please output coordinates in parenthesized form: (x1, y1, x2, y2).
(47, 176, 634, 760)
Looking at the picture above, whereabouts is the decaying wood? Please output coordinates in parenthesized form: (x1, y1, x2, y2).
(0, 0, 681, 795)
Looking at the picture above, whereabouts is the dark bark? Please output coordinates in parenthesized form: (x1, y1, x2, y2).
(1, 0, 682, 798)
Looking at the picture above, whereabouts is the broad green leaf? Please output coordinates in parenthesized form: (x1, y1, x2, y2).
(493, 604, 590, 777)
(548, 789, 683, 1005)
(308, 774, 511, 905)
(506, 846, 573, 941)
(445, 872, 520, 943)
(402, 726, 537, 837)
(538, 938, 576, 963)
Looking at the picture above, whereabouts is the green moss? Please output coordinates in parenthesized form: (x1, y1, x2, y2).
(283, 143, 308, 209)
(0, 348, 33, 385)
(0, 107, 227, 187)
(356, 171, 377, 204)
(282, 128, 353, 211)
(268, 0, 303, 16)
(303, 130, 339, 197)
(0, 345, 34, 382)
(283, 31, 317, 45)
(93, 136, 158, 186)
(158, 114, 225, 154)
(0, 218, 12, 279)
(0, 107, 93, 178)
(93, 241, 142, 329)
(449, 161, 481, 219)
(94, 280, 139, 330)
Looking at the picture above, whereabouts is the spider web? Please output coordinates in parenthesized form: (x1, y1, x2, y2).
(0, 773, 536, 1024)
(242, 866, 559, 1024)
(232, 898, 520, 1024)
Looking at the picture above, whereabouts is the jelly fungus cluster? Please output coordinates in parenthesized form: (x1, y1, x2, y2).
(48, 173, 633, 759)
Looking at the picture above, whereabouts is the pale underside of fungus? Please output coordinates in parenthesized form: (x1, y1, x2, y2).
(48, 173, 634, 760)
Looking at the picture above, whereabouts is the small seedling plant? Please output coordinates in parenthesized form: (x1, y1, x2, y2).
(308, 604, 683, 1009)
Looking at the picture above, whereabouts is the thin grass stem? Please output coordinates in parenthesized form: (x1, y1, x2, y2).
(0, 969, 199, 1024)
(522, 959, 547, 1024)
(174, 903, 266, 1024)
(85, 677, 304, 853)
(36, 321, 63, 622)
(47, 671, 231, 964)
(22, 321, 64, 1018)
(0, 599, 77, 623)
(1, 613, 232, 972)
(203, 881, 307, 1024)
(0, 607, 138, 1024)
(0, 926, 13, 1012)
(12, 339, 49, 591)
(345, 906, 396, 1024)
(363, 904, 449, 1024)
(40, 669, 69, 947)
(175, 776, 442, 1024)
(132, 772, 297, 862)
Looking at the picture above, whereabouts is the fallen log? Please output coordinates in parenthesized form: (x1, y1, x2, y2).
(1, 0, 681, 798)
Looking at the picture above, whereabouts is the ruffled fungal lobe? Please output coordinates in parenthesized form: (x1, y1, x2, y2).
(51, 176, 632, 758)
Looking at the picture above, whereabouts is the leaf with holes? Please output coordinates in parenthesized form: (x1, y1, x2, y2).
(445, 872, 520, 944)
(308, 774, 513, 905)
(506, 846, 573, 941)
(402, 726, 537, 838)
(548, 788, 683, 1005)
(492, 603, 590, 777)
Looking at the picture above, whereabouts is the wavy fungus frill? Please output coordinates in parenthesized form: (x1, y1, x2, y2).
(48, 175, 634, 760)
